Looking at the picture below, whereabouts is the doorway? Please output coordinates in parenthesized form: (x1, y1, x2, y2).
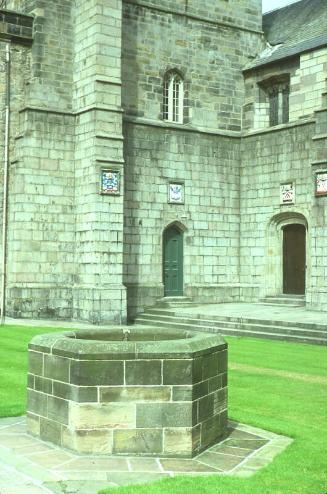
(163, 225, 183, 296)
(283, 224, 306, 294)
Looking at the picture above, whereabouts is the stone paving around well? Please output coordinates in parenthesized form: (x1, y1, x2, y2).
(0, 416, 292, 494)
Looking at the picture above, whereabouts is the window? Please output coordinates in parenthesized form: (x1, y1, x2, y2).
(163, 71, 184, 124)
(268, 83, 289, 126)
(259, 75, 290, 127)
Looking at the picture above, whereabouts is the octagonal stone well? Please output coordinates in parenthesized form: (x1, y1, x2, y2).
(27, 327, 228, 458)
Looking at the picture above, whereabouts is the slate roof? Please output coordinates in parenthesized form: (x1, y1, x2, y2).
(245, 0, 327, 71)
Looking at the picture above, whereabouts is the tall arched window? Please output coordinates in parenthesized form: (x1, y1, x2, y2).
(163, 71, 184, 124)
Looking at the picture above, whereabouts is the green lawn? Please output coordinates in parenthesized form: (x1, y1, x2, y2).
(1, 326, 327, 494)
(100, 337, 327, 494)
(0, 325, 66, 416)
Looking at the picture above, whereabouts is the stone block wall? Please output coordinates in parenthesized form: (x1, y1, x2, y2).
(72, 0, 126, 323)
(1, 0, 76, 319)
(123, 0, 262, 32)
(290, 47, 327, 122)
(241, 47, 327, 310)
(240, 122, 315, 301)
(3, 0, 327, 320)
(122, 0, 262, 132)
(6, 109, 75, 319)
(1, 0, 127, 322)
(243, 47, 327, 130)
(243, 59, 300, 131)
(307, 106, 327, 310)
(27, 329, 228, 457)
(121, 0, 264, 318)
(123, 123, 241, 318)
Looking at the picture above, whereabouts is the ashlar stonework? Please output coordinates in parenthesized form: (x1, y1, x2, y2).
(0, 0, 326, 323)
(27, 328, 228, 457)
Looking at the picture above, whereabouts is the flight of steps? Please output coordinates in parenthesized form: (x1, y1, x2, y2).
(134, 306, 327, 345)
(258, 294, 306, 307)
(155, 297, 195, 308)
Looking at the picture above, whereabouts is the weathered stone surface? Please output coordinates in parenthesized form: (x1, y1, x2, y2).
(136, 403, 195, 428)
(193, 380, 209, 400)
(113, 429, 163, 455)
(201, 414, 223, 448)
(44, 355, 70, 383)
(70, 360, 124, 386)
(28, 390, 47, 417)
(34, 376, 52, 394)
(39, 417, 62, 446)
(125, 360, 162, 385)
(62, 428, 113, 454)
(163, 428, 193, 456)
(27, 329, 227, 457)
(28, 351, 43, 376)
(100, 386, 171, 403)
(26, 412, 40, 436)
(198, 394, 215, 422)
(47, 396, 69, 425)
(202, 353, 219, 380)
(53, 382, 98, 403)
(163, 359, 193, 385)
(171, 385, 193, 401)
(69, 403, 136, 430)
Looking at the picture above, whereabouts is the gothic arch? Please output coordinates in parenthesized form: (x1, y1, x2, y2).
(162, 222, 185, 296)
(162, 220, 187, 235)
(265, 211, 309, 297)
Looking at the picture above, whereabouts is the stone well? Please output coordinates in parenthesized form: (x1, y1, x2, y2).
(27, 327, 228, 457)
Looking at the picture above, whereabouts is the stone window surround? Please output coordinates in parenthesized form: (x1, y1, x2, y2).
(163, 70, 185, 124)
(259, 74, 290, 127)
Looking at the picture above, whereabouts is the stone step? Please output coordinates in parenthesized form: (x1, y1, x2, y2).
(155, 297, 195, 308)
(257, 303, 305, 308)
(259, 296, 305, 307)
(134, 317, 327, 346)
(135, 313, 327, 340)
(143, 308, 327, 332)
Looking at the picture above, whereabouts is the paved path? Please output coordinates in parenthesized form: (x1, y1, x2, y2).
(0, 417, 291, 494)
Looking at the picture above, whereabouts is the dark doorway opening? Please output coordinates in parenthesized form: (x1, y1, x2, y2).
(163, 226, 183, 296)
(283, 224, 306, 295)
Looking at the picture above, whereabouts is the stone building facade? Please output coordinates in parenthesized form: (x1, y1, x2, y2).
(0, 0, 326, 323)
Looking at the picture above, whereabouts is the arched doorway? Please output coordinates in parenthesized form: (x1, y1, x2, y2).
(163, 225, 183, 296)
(265, 212, 308, 297)
(283, 224, 306, 294)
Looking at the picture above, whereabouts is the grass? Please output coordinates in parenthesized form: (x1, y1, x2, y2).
(100, 337, 327, 494)
(1, 326, 327, 493)
(0, 325, 66, 417)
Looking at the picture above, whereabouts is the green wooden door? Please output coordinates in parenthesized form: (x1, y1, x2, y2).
(163, 226, 183, 296)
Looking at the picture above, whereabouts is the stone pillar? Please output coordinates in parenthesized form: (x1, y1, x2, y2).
(4, 0, 76, 319)
(73, 0, 126, 323)
(309, 101, 327, 310)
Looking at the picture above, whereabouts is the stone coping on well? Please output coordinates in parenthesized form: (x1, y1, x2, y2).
(0, 417, 293, 494)
(29, 327, 227, 360)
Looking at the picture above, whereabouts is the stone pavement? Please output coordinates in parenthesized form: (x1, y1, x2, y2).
(4, 301, 326, 328)
(165, 302, 327, 325)
(0, 416, 292, 494)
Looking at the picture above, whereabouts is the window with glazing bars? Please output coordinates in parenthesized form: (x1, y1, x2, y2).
(163, 72, 184, 124)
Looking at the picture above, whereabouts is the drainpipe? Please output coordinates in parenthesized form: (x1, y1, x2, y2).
(1, 42, 10, 325)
